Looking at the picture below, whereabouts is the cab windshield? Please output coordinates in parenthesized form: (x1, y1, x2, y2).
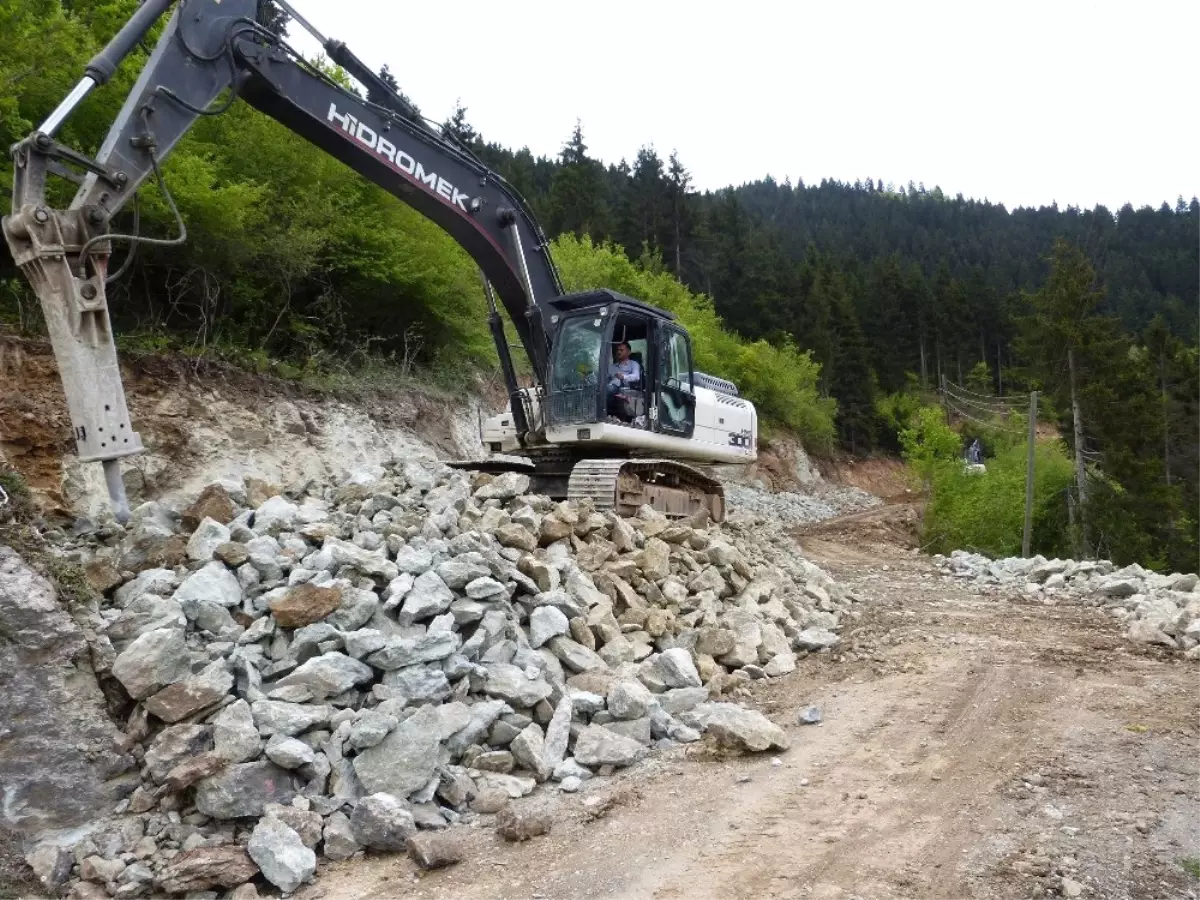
(551, 314, 604, 392)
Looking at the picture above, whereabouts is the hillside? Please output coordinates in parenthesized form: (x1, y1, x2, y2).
(2, 0, 1196, 573)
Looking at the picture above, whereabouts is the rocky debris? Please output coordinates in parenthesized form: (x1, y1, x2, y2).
(155, 847, 258, 894)
(725, 481, 880, 526)
(495, 806, 552, 841)
(181, 485, 237, 532)
(13, 462, 859, 897)
(798, 705, 823, 725)
(25, 841, 74, 894)
(247, 817, 316, 893)
(936, 551, 1200, 657)
(406, 832, 464, 869)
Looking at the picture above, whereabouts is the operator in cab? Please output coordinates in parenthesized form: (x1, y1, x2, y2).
(608, 341, 640, 392)
(606, 340, 641, 416)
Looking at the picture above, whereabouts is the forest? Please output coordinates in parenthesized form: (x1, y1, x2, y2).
(2, 0, 1197, 571)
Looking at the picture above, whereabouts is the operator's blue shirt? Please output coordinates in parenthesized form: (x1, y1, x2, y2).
(613, 358, 641, 385)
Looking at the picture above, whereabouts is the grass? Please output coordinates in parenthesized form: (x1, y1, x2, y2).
(1181, 857, 1200, 880)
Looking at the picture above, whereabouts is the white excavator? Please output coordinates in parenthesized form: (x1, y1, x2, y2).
(3, 0, 758, 523)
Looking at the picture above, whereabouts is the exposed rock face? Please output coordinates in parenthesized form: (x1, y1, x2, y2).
(0, 547, 134, 833)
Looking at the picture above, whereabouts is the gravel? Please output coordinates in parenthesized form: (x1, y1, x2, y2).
(725, 482, 881, 526)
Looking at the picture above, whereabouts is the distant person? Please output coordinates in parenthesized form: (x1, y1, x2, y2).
(968, 438, 982, 464)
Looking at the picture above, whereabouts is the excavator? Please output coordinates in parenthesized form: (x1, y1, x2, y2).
(3, 0, 758, 525)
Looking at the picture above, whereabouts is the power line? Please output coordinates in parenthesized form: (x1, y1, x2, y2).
(942, 381, 1026, 410)
(942, 386, 1025, 417)
(942, 397, 1025, 434)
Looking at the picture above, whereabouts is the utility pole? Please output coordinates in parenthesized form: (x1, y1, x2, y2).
(1067, 347, 1089, 555)
(1022, 390, 1038, 557)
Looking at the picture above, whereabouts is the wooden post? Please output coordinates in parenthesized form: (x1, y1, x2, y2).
(1067, 347, 1089, 555)
(1022, 390, 1038, 557)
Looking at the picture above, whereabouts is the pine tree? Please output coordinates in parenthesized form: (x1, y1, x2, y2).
(829, 292, 876, 452)
(548, 120, 609, 237)
(629, 145, 667, 255)
(442, 99, 477, 147)
(255, 0, 289, 36)
(666, 151, 693, 276)
(374, 64, 420, 116)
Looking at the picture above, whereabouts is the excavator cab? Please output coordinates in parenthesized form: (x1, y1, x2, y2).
(542, 290, 696, 439)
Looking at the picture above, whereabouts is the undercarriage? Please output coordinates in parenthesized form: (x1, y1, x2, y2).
(448, 449, 726, 522)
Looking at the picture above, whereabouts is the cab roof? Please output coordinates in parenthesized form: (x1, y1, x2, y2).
(548, 289, 676, 321)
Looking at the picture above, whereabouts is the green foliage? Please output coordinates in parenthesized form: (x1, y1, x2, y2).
(553, 234, 836, 449)
(1018, 240, 1198, 571)
(874, 377, 927, 452)
(1181, 858, 1200, 880)
(965, 361, 993, 395)
(920, 441, 1076, 558)
(898, 406, 961, 482)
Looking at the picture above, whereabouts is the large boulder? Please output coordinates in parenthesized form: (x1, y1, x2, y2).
(111, 627, 191, 699)
(247, 817, 315, 893)
(349, 793, 416, 851)
(155, 846, 258, 894)
(573, 724, 646, 768)
(269, 584, 343, 628)
(687, 702, 790, 752)
(353, 705, 442, 797)
(194, 761, 299, 818)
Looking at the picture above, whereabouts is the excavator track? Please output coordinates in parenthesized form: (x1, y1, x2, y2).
(567, 458, 725, 522)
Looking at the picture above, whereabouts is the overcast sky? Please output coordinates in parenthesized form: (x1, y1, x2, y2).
(283, 0, 1198, 212)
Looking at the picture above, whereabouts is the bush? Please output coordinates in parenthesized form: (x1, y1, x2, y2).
(875, 380, 925, 452)
(919, 440, 1075, 558)
(552, 234, 836, 450)
(898, 405, 961, 482)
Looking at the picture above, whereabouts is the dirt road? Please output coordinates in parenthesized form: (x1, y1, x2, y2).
(313, 534, 1199, 900)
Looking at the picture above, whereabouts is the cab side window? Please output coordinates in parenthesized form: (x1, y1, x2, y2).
(656, 327, 695, 436)
(660, 329, 692, 391)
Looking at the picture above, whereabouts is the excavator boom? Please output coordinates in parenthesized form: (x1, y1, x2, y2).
(5, 0, 754, 523)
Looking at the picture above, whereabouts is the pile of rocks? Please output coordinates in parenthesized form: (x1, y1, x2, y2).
(27, 460, 853, 897)
(935, 550, 1200, 657)
(724, 482, 880, 527)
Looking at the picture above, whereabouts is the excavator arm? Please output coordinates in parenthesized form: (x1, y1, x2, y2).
(4, 0, 562, 517)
